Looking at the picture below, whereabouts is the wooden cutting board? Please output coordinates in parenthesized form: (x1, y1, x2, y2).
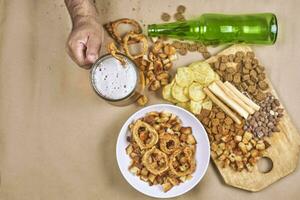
(205, 44, 300, 192)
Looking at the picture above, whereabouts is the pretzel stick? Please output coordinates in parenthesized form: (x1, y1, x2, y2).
(215, 80, 255, 114)
(203, 88, 242, 124)
(224, 81, 260, 111)
(208, 82, 249, 119)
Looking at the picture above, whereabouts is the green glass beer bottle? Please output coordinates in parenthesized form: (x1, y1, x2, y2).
(148, 13, 278, 45)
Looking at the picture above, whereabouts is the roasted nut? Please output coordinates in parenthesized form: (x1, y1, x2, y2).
(202, 52, 211, 59)
(126, 145, 133, 155)
(234, 135, 242, 142)
(162, 182, 173, 192)
(174, 12, 185, 21)
(137, 95, 149, 106)
(187, 43, 198, 52)
(224, 117, 233, 125)
(258, 81, 269, 90)
(164, 62, 173, 70)
(149, 80, 161, 91)
(256, 142, 265, 150)
(187, 134, 196, 145)
(238, 142, 247, 154)
(129, 166, 140, 174)
(156, 72, 169, 81)
(180, 127, 192, 134)
(177, 5, 186, 13)
(164, 44, 176, 56)
(152, 41, 163, 54)
(178, 47, 188, 56)
(161, 13, 171, 22)
(243, 131, 253, 142)
(160, 78, 169, 86)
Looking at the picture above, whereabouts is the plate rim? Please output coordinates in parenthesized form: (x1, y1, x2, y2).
(116, 103, 210, 198)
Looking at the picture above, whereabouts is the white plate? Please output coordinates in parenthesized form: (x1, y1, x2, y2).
(116, 104, 210, 198)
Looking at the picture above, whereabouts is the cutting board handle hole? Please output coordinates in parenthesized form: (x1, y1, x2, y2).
(258, 157, 273, 173)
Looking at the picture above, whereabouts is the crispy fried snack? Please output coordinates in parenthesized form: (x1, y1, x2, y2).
(169, 147, 196, 177)
(123, 32, 148, 60)
(132, 120, 159, 149)
(126, 111, 197, 192)
(106, 42, 126, 65)
(142, 146, 169, 175)
(104, 18, 142, 44)
(159, 134, 180, 154)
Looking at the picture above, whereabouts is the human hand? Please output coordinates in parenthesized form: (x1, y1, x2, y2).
(66, 15, 103, 69)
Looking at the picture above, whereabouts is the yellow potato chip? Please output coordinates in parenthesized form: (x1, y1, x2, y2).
(188, 83, 206, 101)
(202, 99, 213, 110)
(183, 86, 189, 97)
(190, 100, 202, 114)
(175, 67, 194, 87)
(189, 61, 215, 86)
(176, 102, 190, 110)
(172, 83, 189, 102)
(162, 81, 178, 103)
(214, 73, 220, 81)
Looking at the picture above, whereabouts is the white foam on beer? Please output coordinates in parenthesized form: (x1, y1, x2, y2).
(93, 56, 137, 100)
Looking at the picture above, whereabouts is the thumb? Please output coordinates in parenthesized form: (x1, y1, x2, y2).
(86, 34, 102, 63)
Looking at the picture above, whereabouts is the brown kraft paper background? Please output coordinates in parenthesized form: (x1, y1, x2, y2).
(0, 0, 300, 199)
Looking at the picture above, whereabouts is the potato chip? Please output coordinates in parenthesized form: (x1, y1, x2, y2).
(214, 73, 220, 81)
(189, 61, 215, 86)
(172, 83, 189, 102)
(190, 100, 202, 114)
(188, 83, 206, 101)
(183, 86, 189, 97)
(175, 67, 194, 87)
(162, 81, 177, 103)
(176, 102, 190, 110)
(202, 99, 213, 110)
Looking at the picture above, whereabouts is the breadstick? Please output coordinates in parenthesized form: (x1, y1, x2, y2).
(215, 80, 255, 114)
(224, 81, 260, 111)
(208, 82, 249, 119)
(203, 88, 242, 125)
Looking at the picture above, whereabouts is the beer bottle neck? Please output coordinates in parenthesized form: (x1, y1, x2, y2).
(148, 20, 203, 41)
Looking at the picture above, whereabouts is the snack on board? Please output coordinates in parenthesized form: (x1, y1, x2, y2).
(126, 111, 197, 192)
(162, 61, 218, 114)
(245, 92, 284, 138)
(198, 107, 270, 172)
(209, 51, 268, 102)
(209, 51, 284, 138)
(203, 87, 242, 125)
(198, 49, 286, 172)
(207, 81, 260, 120)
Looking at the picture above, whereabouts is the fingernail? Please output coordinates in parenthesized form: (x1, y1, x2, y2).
(88, 54, 98, 63)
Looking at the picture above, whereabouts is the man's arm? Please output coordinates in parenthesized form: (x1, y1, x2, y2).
(65, 0, 103, 69)
(65, 0, 98, 25)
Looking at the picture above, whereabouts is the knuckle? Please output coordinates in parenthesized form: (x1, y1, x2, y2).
(67, 39, 74, 49)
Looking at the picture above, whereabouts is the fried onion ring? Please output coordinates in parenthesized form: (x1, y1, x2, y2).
(123, 32, 148, 60)
(106, 42, 126, 65)
(142, 146, 169, 175)
(169, 147, 196, 177)
(159, 134, 180, 154)
(104, 18, 142, 44)
(132, 120, 159, 149)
